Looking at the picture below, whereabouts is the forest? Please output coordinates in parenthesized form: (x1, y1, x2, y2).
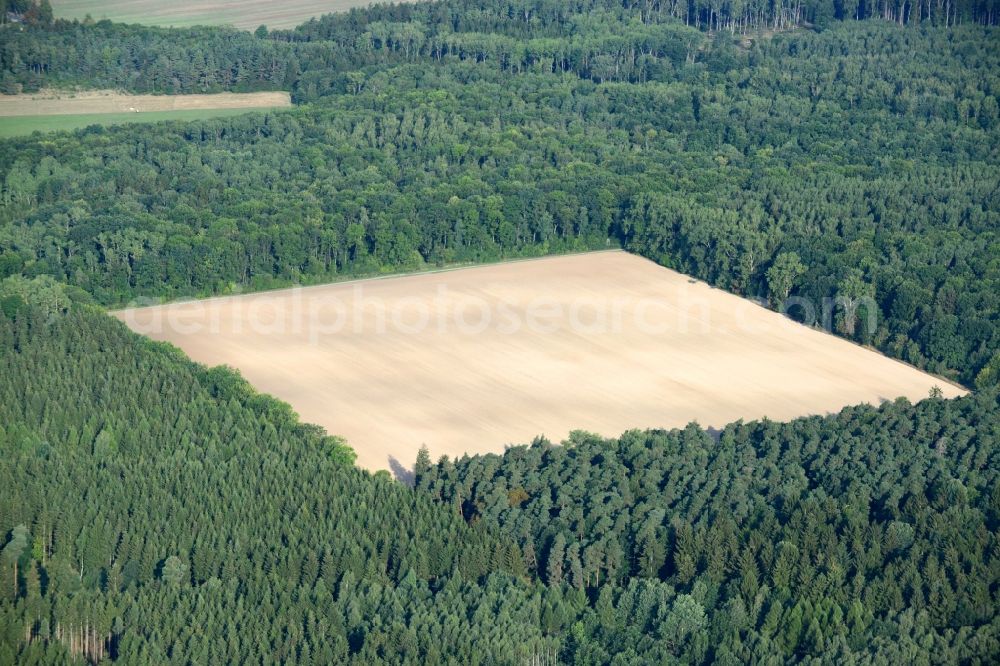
(416, 394, 1000, 662)
(1, 287, 998, 663)
(1, 0, 999, 662)
(1, 18, 998, 385)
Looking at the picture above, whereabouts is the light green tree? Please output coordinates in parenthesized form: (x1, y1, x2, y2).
(2, 525, 29, 597)
(161, 556, 188, 587)
(766, 252, 807, 307)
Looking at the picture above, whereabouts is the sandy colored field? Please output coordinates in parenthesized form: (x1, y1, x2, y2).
(0, 108, 284, 138)
(114, 251, 966, 473)
(51, 0, 400, 30)
(0, 90, 291, 117)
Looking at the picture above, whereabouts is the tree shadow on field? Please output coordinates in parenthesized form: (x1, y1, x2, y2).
(388, 456, 415, 486)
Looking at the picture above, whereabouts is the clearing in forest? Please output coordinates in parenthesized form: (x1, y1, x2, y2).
(114, 251, 966, 472)
(0, 90, 292, 137)
(49, 0, 394, 30)
(0, 90, 291, 116)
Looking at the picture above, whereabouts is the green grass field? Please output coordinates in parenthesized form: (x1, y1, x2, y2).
(0, 107, 281, 138)
(50, 0, 391, 30)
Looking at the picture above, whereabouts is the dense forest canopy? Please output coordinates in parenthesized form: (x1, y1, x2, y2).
(2, 0, 999, 96)
(0, 293, 552, 664)
(1, 290, 998, 663)
(416, 389, 1000, 662)
(1, 18, 998, 385)
(0, 0, 998, 663)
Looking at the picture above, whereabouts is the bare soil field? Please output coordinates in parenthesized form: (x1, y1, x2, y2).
(114, 251, 966, 472)
(0, 90, 291, 116)
(51, 0, 397, 30)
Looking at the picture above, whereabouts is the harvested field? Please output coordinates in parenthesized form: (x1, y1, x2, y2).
(0, 90, 292, 116)
(0, 109, 283, 138)
(0, 90, 292, 137)
(114, 251, 967, 472)
(50, 0, 395, 30)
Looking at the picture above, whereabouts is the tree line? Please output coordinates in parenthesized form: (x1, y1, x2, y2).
(1, 285, 997, 663)
(0, 3, 998, 662)
(279, 0, 1000, 43)
(0, 289, 556, 664)
(1, 22, 997, 386)
(415, 389, 1000, 662)
(3, 0, 999, 98)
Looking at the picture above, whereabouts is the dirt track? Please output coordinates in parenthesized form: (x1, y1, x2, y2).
(0, 90, 291, 117)
(114, 251, 966, 472)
